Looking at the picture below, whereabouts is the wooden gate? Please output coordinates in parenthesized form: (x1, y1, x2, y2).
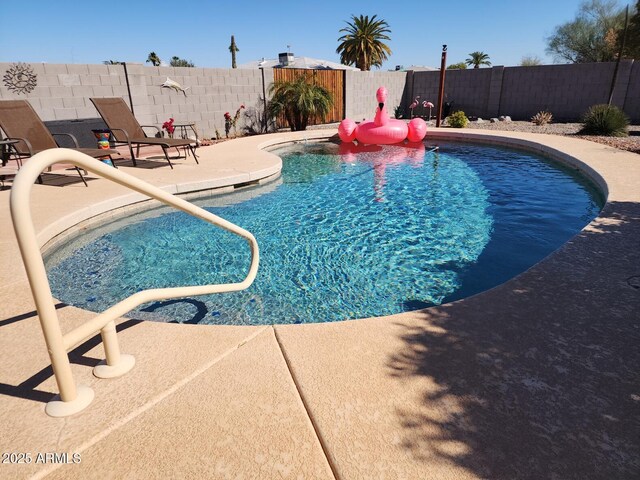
(272, 68, 345, 129)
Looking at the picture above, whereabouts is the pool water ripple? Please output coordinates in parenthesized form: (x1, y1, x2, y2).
(45, 142, 602, 325)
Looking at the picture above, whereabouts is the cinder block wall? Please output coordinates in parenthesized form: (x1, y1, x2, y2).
(622, 61, 640, 121)
(1, 61, 636, 142)
(344, 60, 637, 122)
(127, 64, 269, 137)
(0, 63, 130, 121)
(410, 69, 493, 118)
(0, 62, 272, 139)
(345, 71, 407, 121)
(499, 62, 633, 121)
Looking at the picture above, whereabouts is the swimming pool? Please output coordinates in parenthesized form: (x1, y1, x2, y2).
(45, 141, 603, 325)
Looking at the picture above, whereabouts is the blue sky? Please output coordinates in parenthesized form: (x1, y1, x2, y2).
(1, 0, 599, 69)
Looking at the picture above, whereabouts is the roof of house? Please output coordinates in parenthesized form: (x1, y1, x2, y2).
(405, 65, 439, 71)
(238, 55, 360, 71)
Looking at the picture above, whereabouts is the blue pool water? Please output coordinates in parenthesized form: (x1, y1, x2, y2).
(45, 141, 603, 325)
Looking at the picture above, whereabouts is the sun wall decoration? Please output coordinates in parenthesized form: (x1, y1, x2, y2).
(3, 63, 37, 95)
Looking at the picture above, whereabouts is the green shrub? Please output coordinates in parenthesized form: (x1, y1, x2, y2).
(580, 104, 629, 137)
(268, 77, 333, 131)
(531, 110, 553, 125)
(447, 110, 468, 128)
(394, 105, 404, 119)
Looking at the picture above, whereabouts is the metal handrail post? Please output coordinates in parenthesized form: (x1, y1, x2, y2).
(10, 148, 260, 416)
(102, 321, 122, 366)
(10, 154, 94, 416)
(94, 320, 134, 379)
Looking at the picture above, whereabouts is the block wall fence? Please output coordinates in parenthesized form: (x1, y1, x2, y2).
(407, 60, 638, 122)
(344, 71, 408, 121)
(0, 63, 273, 142)
(0, 60, 637, 146)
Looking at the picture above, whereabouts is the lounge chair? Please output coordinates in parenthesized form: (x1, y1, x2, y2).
(0, 100, 118, 187)
(90, 97, 198, 169)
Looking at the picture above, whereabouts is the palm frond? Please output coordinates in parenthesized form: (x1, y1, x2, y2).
(336, 14, 392, 70)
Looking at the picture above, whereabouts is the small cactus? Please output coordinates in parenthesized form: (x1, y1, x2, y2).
(531, 110, 553, 126)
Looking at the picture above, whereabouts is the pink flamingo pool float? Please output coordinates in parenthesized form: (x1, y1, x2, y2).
(338, 86, 427, 145)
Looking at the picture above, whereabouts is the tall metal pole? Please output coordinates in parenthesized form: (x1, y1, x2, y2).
(608, 5, 629, 105)
(436, 45, 447, 127)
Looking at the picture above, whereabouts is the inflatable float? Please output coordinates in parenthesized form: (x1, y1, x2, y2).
(339, 86, 427, 145)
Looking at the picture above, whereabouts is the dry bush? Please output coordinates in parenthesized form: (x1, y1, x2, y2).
(531, 111, 553, 125)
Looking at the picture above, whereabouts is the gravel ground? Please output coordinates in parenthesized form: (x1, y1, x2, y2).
(464, 120, 640, 155)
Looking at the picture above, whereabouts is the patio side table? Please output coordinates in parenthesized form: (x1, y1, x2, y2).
(173, 123, 198, 142)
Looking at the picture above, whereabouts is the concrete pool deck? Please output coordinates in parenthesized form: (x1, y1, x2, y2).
(0, 129, 638, 479)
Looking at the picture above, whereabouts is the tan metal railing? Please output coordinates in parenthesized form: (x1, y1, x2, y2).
(9, 149, 259, 417)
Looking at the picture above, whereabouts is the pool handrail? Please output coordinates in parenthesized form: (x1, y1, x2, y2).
(9, 148, 260, 417)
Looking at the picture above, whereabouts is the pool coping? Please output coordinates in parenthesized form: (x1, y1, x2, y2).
(1, 127, 638, 479)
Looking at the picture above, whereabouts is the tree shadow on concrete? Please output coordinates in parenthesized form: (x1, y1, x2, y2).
(388, 202, 640, 479)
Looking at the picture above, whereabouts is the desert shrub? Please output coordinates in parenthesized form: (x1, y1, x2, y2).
(268, 77, 333, 131)
(580, 104, 629, 136)
(447, 110, 468, 128)
(531, 110, 553, 125)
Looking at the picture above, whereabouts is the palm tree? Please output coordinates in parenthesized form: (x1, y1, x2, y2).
(146, 52, 161, 66)
(336, 14, 392, 71)
(229, 35, 239, 69)
(465, 51, 491, 68)
(268, 76, 333, 131)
